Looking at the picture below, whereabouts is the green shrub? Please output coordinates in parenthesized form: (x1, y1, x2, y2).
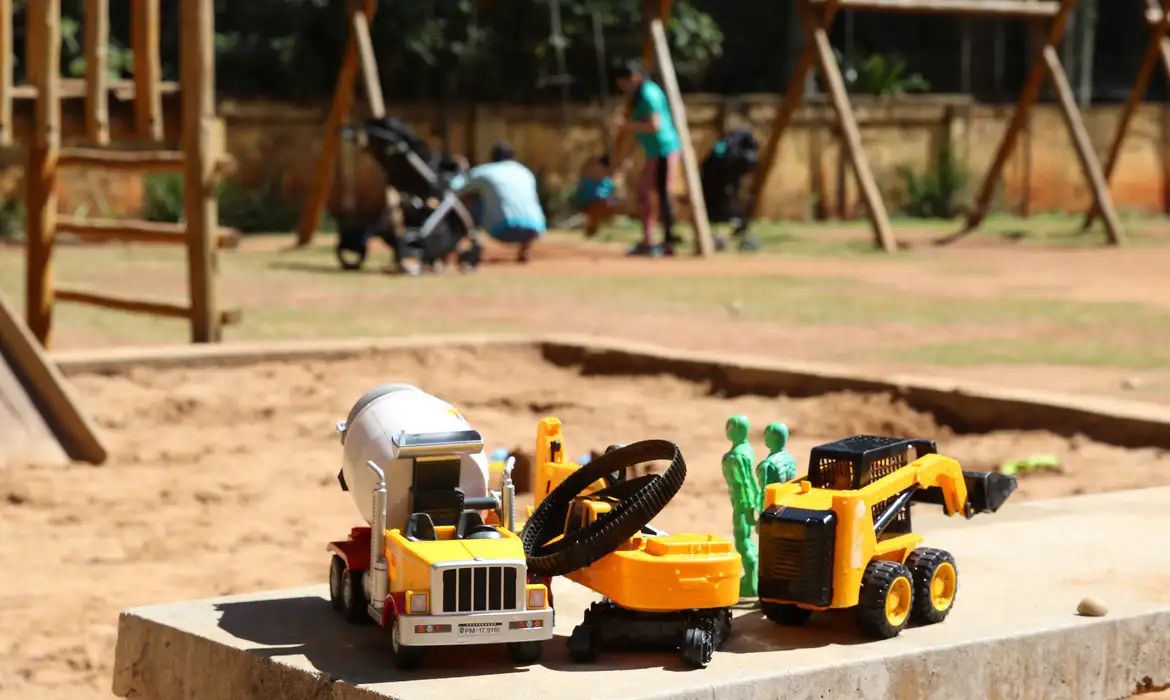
(535, 168, 574, 224)
(139, 173, 301, 233)
(896, 146, 970, 219)
(140, 173, 187, 224)
(0, 198, 25, 242)
(217, 177, 301, 234)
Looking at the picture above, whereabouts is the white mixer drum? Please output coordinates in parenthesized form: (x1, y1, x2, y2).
(339, 384, 490, 528)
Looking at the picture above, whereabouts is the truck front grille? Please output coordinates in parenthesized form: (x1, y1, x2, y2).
(758, 506, 837, 608)
(440, 565, 519, 613)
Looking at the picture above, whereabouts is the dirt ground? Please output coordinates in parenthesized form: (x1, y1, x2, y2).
(2, 346, 1169, 700)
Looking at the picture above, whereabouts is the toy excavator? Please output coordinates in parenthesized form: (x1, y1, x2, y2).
(757, 435, 1018, 639)
(520, 418, 741, 668)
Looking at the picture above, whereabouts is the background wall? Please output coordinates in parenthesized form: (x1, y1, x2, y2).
(2, 92, 1169, 227)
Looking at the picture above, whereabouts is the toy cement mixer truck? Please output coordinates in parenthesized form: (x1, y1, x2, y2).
(327, 384, 554, 669)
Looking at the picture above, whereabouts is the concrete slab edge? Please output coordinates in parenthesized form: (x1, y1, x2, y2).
(111, 605, 1170, 700)
(112, 612, 385, 700)
(49, 333, 1170, 450)
(638, 608, 1170, 700)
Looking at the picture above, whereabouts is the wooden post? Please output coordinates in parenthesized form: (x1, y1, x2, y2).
(798, 0, 897, 252)
(640, 0, 674, 71)
(25, 0, 61, 347)
(181, 0, 219, 342)
(964, 0, 1074, 231)
(84, 0, 110, 145)
(25, 4, 42, 88)
(749, 2, 841, 219)
(0, 0, 12, 146)
(1038, 36, 1125, 245)
(352, 5, 387, 118)
(295, 0, 377, 247)
(132, 0, 163, 142)
(1082, 0, 1170, 230)
(649, 19, 713, 257)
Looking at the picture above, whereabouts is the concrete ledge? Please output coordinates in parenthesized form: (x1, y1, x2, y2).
(112, 487, 1170, 700)
(50, 333, 1170, 450)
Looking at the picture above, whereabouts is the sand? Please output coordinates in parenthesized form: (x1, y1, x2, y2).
(2, 345, 1169, 699)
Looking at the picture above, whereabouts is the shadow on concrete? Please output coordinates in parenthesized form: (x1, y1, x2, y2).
(215, 596, 531, 685)
(541, 608, 874, 673)
(540, 632, 692, 673)
(719, 609, 873, 655)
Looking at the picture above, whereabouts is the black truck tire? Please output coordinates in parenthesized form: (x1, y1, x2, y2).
(340, 568, 369, 624)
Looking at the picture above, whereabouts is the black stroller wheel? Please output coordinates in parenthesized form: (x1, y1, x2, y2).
(336, 243, 368, 271)
(336, 224, 372, 271)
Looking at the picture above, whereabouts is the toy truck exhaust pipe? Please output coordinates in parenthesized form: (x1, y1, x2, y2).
(913, 470, 1018, 515)
(367, 460, 390, 617)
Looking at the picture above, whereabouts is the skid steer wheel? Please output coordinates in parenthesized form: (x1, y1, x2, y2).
(328, 556, 347, 612)
(761, 602, 813, 627)
(905, 548, 958, 625)
(856, 560, 914, 639)
(520, 440, 687, 578)
(340, 567, 370, 624)
(567, 625, 602, 663)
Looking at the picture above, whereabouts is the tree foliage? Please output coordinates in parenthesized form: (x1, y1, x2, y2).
(8, 0, 725, 102)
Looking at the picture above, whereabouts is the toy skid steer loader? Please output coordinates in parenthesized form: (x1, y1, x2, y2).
(757, 435, 1017, 640)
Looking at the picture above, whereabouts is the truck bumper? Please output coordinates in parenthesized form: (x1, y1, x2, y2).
(396, 608, 554, 647)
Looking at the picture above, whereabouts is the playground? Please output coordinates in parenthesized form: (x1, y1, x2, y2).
(4, 221, 1170, 401)
(3, 221, 1170, 698)
(4, 0, 1170, 698)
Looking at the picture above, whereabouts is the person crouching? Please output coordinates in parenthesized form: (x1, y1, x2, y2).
(449, 142, 547, 263)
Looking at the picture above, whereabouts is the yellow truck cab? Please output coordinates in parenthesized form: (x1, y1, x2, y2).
(328, 428, 553, 669)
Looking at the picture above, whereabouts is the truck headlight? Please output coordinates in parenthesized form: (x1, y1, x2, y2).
(526, 585, 547, 609)
(408, 592, 428, 614)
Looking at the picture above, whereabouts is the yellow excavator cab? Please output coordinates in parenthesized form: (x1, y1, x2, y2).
(522, 417, 741, 668)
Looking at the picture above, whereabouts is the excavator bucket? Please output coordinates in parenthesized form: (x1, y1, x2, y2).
(963, 470, 1017, 514)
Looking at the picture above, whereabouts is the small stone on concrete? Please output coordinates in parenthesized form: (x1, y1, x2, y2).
(1078, 596, 1109, 617)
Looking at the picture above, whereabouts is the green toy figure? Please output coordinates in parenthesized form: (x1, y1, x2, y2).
(721, 415, 760, 598)
(756, 422, 798, 509)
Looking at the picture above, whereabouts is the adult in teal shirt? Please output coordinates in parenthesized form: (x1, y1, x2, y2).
(613, 60, 682, 257)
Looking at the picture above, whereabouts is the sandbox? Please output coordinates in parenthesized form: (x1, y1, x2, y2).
(2, 338, 1170, 699)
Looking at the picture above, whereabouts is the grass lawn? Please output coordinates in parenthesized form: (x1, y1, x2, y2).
(2, 215, 1170, 396)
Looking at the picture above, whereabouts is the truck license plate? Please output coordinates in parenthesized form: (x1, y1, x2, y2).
(458, 622, 501, 636)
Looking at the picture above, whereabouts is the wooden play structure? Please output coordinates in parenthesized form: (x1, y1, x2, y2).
(1082, 0, 1170, 230)
(294, 0, 715, 258)
(0, 293, 107, 464)
(4, 0, 237, 347)
(748, 0, 1126, 252)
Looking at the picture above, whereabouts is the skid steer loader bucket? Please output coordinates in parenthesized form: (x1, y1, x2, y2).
(963, 470, 1018, 514)
(913, 469, 1018, 515)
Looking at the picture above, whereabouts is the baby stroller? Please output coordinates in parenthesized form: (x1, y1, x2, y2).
(334, 116, 481, 274)
(701, 128, 762, 252)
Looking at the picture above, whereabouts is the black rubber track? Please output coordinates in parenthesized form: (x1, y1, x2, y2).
(520, 439, 686, 578)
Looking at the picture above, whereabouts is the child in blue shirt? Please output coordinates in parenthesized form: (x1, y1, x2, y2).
(576, 154, 621, 238)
